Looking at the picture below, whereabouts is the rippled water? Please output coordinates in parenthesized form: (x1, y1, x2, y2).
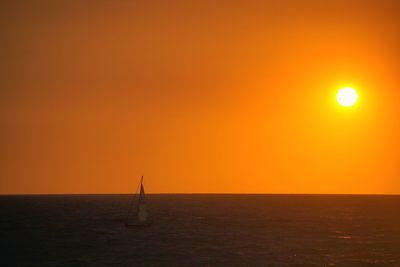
(0, 194, 399, 266)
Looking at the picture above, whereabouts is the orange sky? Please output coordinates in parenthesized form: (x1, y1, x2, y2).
(1, 0, 399, 194)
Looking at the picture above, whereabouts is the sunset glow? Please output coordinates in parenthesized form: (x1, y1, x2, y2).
(0, 0, 399, 195)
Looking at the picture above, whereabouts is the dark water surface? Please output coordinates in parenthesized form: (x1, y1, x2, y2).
(0, 194, 399, 266)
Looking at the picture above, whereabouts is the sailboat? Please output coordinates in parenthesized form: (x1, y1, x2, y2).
(125, 176, 150, 227)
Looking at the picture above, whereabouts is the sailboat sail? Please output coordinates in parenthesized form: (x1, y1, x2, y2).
(126, 175, 149, 227)
(137, 180, 148, 223)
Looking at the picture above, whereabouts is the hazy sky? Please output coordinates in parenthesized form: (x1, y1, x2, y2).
(1, 0, 399, 194)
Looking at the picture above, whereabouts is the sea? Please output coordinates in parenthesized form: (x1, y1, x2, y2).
(0, 194, 399, 266)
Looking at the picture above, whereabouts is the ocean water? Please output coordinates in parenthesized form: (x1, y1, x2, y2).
(0, 194, 399, 266)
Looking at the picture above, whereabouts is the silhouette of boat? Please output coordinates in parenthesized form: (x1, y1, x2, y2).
(125, 176, 151, 227)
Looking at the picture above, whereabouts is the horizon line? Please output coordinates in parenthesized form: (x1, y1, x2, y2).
(0, 193, 399, 197)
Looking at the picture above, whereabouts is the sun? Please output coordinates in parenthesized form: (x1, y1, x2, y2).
(336, 87, 358, 107)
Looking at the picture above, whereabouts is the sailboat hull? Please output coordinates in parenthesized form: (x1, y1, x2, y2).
(125, 221, 151, 227)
